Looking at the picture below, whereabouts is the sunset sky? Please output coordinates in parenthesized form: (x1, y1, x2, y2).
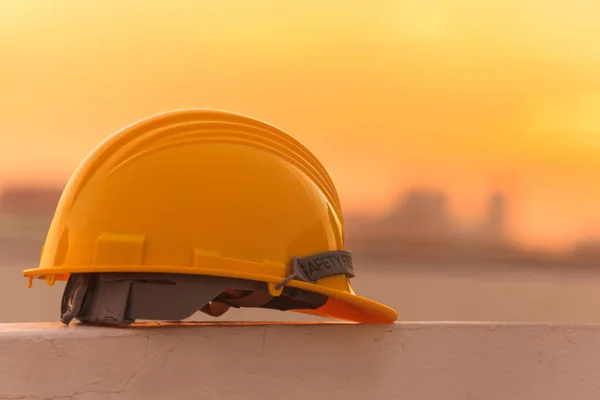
(2, 0, 600, 249)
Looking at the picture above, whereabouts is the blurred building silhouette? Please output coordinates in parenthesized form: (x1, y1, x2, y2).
(479, 192, 507, 241)
(386, 190, 454, 240)
(347, 188, 506, 239)
(0, 186, 62, 215)
(572, 238, 600, 265)
(344, 188, 567, 266)
(0, 186, 62, 265)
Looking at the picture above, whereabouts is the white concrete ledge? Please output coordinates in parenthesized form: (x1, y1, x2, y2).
(1, 322, 599, 400)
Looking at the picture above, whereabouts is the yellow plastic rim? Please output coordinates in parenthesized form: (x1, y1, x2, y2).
(23, 265, 398, 323)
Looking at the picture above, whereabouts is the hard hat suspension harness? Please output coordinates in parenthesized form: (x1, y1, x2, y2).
(59, 250, 355, 325)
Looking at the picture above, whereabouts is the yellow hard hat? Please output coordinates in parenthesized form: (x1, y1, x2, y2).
(23, 109, 398, 325)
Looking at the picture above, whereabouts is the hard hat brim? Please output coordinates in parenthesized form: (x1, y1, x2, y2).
(24, 265, 398, 324)
(284, 279, 398, 323)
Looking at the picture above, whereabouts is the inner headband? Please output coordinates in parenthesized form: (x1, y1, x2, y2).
(60, 273, 327, 325)
(60, 250, 355, 325)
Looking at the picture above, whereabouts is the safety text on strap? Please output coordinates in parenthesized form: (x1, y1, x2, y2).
(293, 250, 355, 283)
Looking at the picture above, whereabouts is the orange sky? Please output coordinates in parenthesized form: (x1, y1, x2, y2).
(2, 0, 600, 249)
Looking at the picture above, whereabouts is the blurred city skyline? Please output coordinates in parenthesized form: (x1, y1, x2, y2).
(1, 182, 599, 260)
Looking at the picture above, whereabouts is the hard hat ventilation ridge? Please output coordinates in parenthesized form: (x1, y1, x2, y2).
(67, 109, 343, 222)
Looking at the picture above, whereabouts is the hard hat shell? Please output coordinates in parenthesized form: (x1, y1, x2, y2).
(23, 109, 398, 323)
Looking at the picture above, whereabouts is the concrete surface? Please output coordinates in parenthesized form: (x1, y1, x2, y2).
(1, 321, 599, 400)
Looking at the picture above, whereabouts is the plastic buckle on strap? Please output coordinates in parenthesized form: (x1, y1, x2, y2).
(275, 257, 309, 291)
